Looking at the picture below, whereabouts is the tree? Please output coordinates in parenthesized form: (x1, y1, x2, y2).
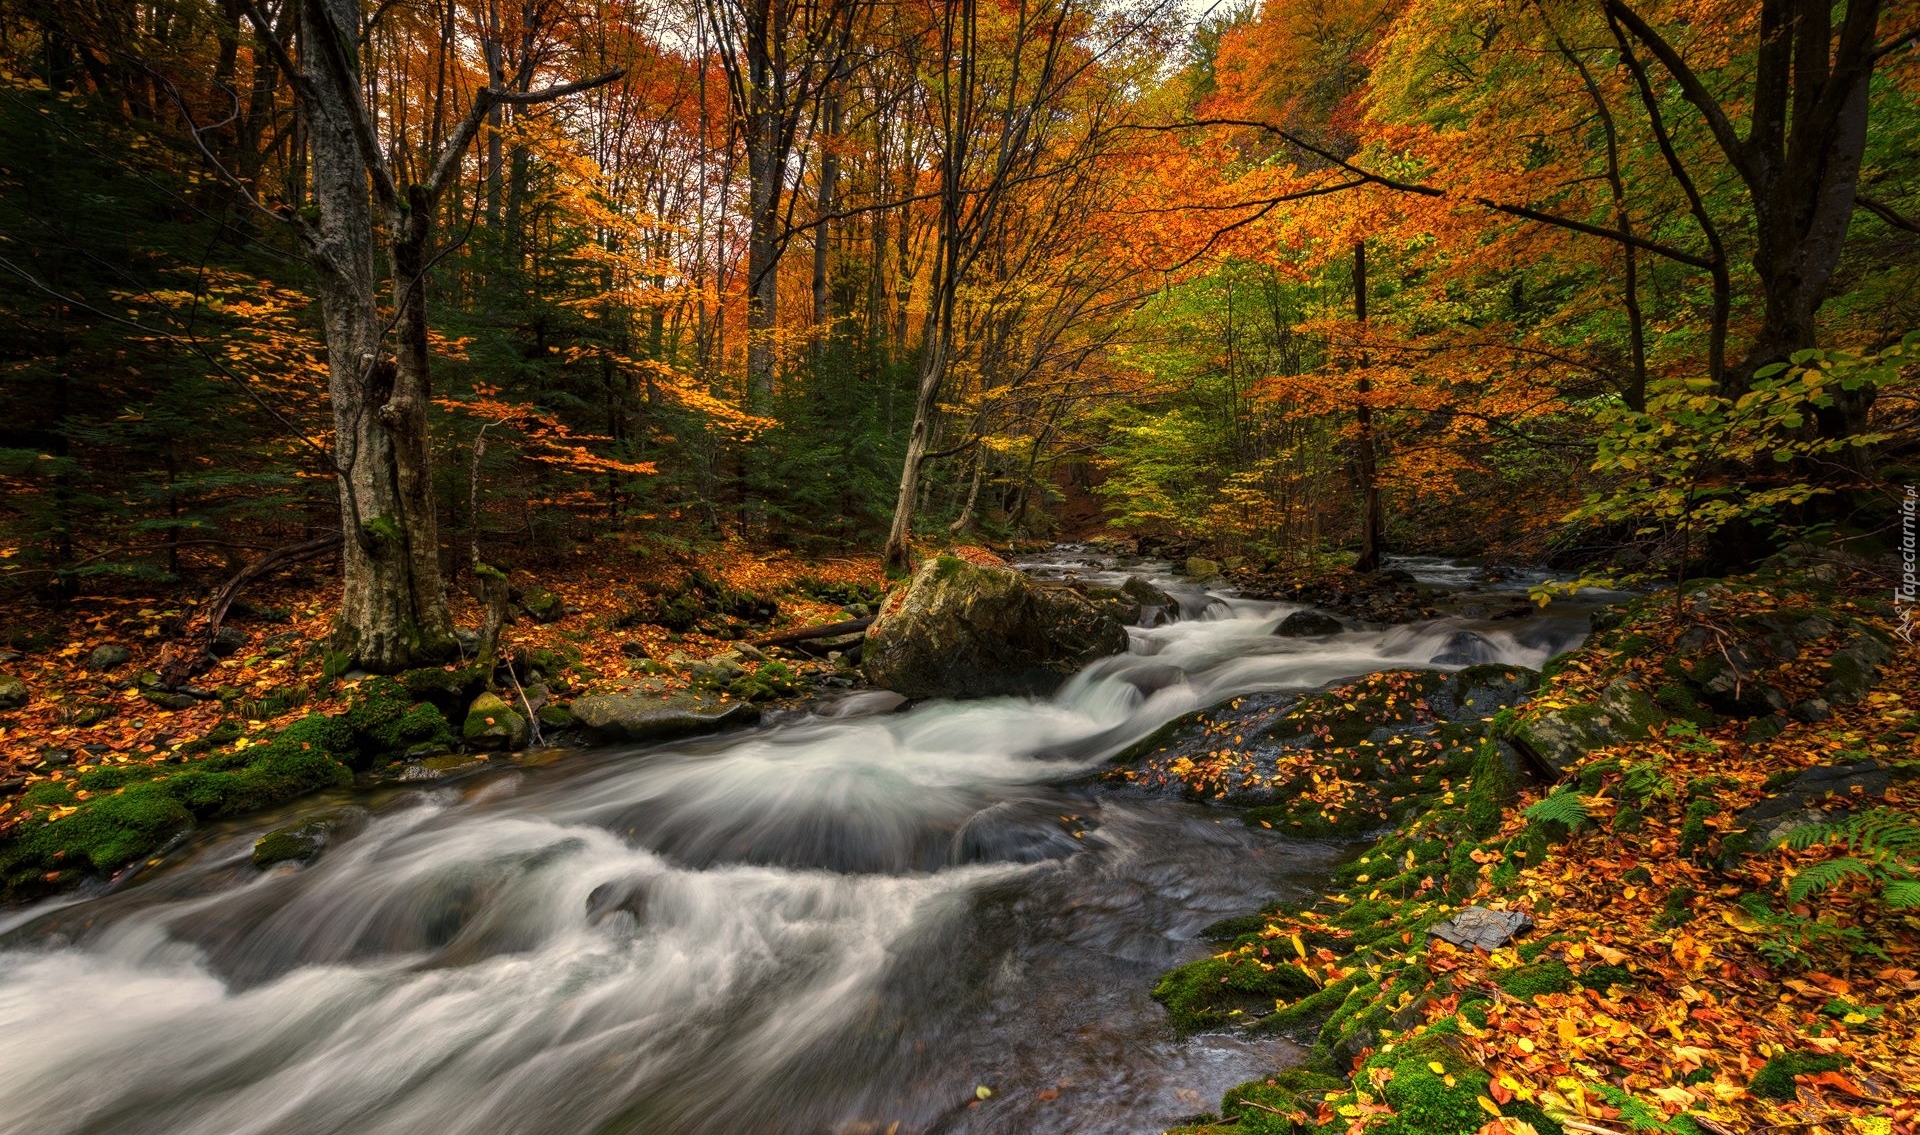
(221, 0, 618, 671)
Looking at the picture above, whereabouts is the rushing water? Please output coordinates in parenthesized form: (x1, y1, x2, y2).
(0, 553, 1593, 1135)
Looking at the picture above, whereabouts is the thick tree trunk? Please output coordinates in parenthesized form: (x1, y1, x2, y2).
(301, 0, 454, 672)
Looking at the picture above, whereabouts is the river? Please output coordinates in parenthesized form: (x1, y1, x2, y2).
(0, 553, 1592, 1135)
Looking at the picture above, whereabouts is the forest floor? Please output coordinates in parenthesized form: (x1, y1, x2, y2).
(0, 543, 886, 852)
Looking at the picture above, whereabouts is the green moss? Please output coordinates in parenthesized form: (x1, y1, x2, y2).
(1463, 741, 1517, 837)
(252, 825, 319, 866)
(15, 783, 193, 873)
(1749, 1051, 1846, 1100)
(1372, 1037, 1491, 1135)
(1153, 956, 1320, 1033)
(930, 554, 967, 582)
(1493, 959, 1571, 1000)
(1459, 999, 1491, 1029)
(1678, 799, 1719, 856)
(1219, 1068, 1346, 1131)
(1575, 963, 1635, 992)
(1660, 884, 1699, 928)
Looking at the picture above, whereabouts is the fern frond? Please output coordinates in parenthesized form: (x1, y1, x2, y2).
(1525, 789, 1589, 828)
(1787, 858, 1874, 904)
(1785, 808, 1920, 858)
(1882, 879, 1920, 909)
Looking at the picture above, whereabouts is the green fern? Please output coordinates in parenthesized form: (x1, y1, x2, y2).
(1524, 789, 1589, 831)
(1783, 808, 1920, 908)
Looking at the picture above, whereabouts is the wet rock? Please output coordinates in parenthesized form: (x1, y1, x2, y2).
(0, 675, 27, 710)
(1121, 574, 1177, 614)
(1427, 906, 1533, 951)
(953, 800, 1091, 864)
(1790, 698, 1831, 723)
(618, 640, 650, 659)
(1444, 664, 1538, 718)
(1185, 556, 1223, 579)
(87, 644, 132, 672)
(463, 691, 530, 750)
(1722, 759, 1890, 858)
(1275, 610, 1344, 637)
(209, 627, 248, 657)
(252, 816, 344, 867)
(862, 556, 1127, 699)
(1429, 630, 1499, 665)
(570, 690, 760, 743)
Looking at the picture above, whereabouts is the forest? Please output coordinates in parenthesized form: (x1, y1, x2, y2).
(0, 1, 1918, 1134)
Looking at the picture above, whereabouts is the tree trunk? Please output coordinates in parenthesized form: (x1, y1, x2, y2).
(301, 0, 454, 671)
(1352, 241, 1383, 573)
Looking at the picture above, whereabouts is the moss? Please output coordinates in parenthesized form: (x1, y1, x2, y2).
(1749, 1051, 1846, 1100)
(1494, 959, 1572, 1000)
(1252, 971, 1367, 1037)
(252, 825, 319, 866)
(1219, 1068, 1345, 1131)
(930, 554, 967, 582)
(1459, 999, 1491, 1028)
(1678, 799, 1719, 855)
(1463, 741, 1516, 837)
(1575, 963, 1635, 992)
(1373, 1038, 1492, 1135)
(15, 783, 193, 873)
(1660, 884, 1699, 928)
(1655, 683, 1717, 726)
(1153, 956, 1320, 1033)
(344, 677, 454, 765)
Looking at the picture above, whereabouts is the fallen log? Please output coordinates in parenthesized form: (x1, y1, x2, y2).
(752, 616, 874, 648)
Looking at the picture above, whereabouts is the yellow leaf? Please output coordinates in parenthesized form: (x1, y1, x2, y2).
(1651, 1086, 1693, 1107)
(1478, 1096, 1502, 1117)
(1557, 1018, 1580, 1046)
(1722, 908, 1763, 933)
(1429, 1062, 1447, 1074)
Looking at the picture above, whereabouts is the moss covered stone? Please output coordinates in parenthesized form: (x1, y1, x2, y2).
(463, 692, 530, 750)
(1153, 956, 1320, 1033)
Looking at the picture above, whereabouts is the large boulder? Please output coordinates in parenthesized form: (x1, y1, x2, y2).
(863, 556, 1128, 699)
(570, 690, 760, 743)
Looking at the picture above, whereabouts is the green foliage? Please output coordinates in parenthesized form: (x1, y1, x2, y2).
(1571, 335, 1914, 565)
(1782, 808, 1920, 908)
(1524, 788, 1588, 834)
(1736, 893, 1883, 970)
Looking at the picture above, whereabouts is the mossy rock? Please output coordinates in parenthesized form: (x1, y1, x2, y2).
(1219, 1068, 1346, 1132)
(1153, 956, 1320, 1033)
(1493, 958, 1572, 1000)
(1749, 1051, 1847, 1100)
(11, 783, 193, 874)
(463, 692, 530, 750)
(519, 587, 565, 623)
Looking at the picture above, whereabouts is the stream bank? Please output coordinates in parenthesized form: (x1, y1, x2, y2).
(1139, 561, 1918, 1135)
